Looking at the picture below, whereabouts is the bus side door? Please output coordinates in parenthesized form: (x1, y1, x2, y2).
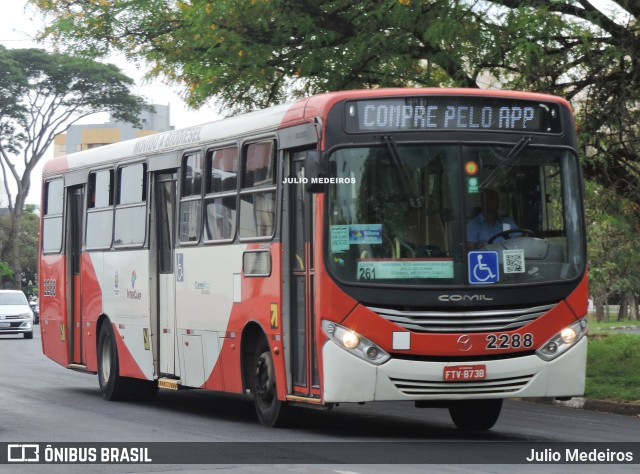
(151, 171, 178, 377)
(66, 185, 85, 365)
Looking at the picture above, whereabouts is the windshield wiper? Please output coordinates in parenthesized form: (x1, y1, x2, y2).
(382, 135, 423, 208)
(480, 135, 533, 190)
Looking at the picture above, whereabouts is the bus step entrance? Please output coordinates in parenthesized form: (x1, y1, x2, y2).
(158, 378, 180, 390)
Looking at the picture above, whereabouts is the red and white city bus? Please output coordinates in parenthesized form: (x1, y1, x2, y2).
(40, 88, 587, 430)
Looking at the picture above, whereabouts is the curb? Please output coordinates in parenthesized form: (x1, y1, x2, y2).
(523, 397, 640, 417)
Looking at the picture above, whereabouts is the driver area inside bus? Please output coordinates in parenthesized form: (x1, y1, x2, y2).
(463, 149, 573, 283)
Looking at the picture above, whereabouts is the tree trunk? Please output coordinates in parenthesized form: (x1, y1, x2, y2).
(594, 295, 606, 322)
(5, 184, 27, 290)
(7, 208, 23, 290)
(629, 293, 638, 321)
(617, 295, 628, 322)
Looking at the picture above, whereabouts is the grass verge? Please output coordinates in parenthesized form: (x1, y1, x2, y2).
(585, 333, 640, 402)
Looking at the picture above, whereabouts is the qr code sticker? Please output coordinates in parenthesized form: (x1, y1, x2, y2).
(503, 249, 525, 274)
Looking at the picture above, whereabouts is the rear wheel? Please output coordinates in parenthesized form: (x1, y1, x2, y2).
(97, 322, 158, 401)
(253, 341, 288, 427)
(97, 322, 128, 401)
(449, 399, 503, 431)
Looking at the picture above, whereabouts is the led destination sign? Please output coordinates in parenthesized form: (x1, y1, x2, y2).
(346, 97, 562, 134)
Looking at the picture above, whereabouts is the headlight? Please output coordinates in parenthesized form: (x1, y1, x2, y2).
(322, 320, 390, 365)
(536, 318, 587, 361)
(18, 312, 33, 319)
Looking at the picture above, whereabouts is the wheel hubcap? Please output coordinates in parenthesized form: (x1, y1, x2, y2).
(256, 352, 274, 404)
(101, 337, 111, 383)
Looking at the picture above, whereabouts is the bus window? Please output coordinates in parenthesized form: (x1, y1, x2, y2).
(86, 169, 114, 249)
(42, 178, 64, 253)
(239, 140, 276, 239)
(204, 147, 238, 242)
(114, 163, 147, 247)
(179, 152, 203, 243)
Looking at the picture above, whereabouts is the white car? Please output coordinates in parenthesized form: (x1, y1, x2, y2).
(0, 290, 34, 339)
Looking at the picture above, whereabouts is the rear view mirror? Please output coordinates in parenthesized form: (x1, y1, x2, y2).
(304, 150, 325, 193)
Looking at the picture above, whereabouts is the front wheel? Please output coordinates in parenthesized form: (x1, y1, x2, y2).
(252, 341, 288, 427)
(449, 399, 503, 431)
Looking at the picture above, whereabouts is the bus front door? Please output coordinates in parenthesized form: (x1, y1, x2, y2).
(152, 171, 178, 377)
(285, 152, 319, 399)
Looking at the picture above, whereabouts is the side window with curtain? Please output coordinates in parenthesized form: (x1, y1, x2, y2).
(179, 152, 203, 243)
(86, 169, 114, 249)
(114, 163, 147, 247)
(239, 140, 277, 239)
(42, 178, 64, 253)
(204, 146, 238, 242)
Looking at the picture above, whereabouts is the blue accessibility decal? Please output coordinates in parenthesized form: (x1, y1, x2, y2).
(468, 251, 499, 284)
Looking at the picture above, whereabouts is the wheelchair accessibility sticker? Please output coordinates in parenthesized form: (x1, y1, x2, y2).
(468, 251, 499, 284)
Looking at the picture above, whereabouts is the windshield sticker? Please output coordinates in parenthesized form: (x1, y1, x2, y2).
(349, 224, 383, 245)
(330, 225, 350, 252)
(503, 249, 525, 274)
(468, 251, 499, 284)
(356, 259, 454, 280)
(331, 224, 384, 252)
(466, 176, 479, 194)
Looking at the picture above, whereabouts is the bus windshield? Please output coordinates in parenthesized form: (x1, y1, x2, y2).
(326, 144, 584, 286)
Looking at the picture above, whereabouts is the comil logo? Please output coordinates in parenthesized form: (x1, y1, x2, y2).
(8, 444, 39, 462)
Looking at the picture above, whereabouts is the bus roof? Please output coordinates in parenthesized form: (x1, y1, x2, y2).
(43, 88, 572, 177)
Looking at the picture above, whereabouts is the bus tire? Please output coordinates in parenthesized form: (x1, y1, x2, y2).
(448, 399, 503, 431)
(252, 341, 288, 427)
(97, 322, 128, 401)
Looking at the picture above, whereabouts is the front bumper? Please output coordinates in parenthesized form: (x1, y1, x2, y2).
(0, 319, 33, 335)
(322, 336, 587, 403)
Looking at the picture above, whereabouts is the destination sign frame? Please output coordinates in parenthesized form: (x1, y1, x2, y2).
(344, 97, 563, 134)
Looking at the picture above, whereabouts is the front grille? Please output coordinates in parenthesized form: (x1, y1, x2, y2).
(390, 374, 535, 396)
(367, 304, 554, 333)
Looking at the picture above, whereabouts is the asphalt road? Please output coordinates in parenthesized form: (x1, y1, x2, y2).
(1, 329, 638, 473)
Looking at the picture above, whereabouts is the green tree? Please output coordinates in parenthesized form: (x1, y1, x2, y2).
(30, 0, 484, 112)
(0, 261, 14, 285)
(585, 181, 640, 321)
(0, 46, 147, 288)
(0, 205, 38, 292)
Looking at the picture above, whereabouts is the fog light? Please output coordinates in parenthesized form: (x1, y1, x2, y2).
(325, 323, 336, 335)
(342, 331, 360, 349)
(366, 347, 379, 359)
(560, 327, 576, 344)
(546, 342, 558, 353)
